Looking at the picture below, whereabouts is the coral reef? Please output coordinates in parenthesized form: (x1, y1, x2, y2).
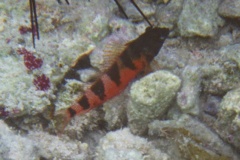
(0, 0, 240, 159)
(0, 53, 53, 117)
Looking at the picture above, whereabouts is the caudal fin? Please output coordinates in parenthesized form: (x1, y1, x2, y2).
(52, 109, 72, 134)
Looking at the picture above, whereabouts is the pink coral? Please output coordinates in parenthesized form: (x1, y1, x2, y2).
(33, 74, 50, 91)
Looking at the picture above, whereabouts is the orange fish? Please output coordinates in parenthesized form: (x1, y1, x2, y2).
(58, 26, 169, 125)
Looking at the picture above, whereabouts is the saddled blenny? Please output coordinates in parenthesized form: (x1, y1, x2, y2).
(51, 0, 169, 131)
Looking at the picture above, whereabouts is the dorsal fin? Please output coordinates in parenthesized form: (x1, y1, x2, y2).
(67, 35, 128, 82)
(98, 42, 127, 71)
(63, 48, 94, 83)
(71, 48, 94, 69)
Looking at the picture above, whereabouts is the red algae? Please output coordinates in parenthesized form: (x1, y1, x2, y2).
(19, 26, 32, 35)
(17, 48, 49, 91)
(17, 48, 43, 70)
(33, 74, 50, 91)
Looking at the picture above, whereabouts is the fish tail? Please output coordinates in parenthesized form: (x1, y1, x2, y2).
(53, 108, 72, 133)
(53, 103, 85, 133)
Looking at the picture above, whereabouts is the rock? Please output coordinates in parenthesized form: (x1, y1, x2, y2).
(127, 70, 181, 135)
(119, 0, 155, 22)
(201, 44, 240, 95)
(95, 128, 169, 160)
(201, 50, 240, 95)
(214, 88, 240, 150)
(217, 33, 233, 47)
(177, 65, 201, 115)
(220, 44, 240, 70)
(103, 92, 128, 130)
(148, 114, 240, 160)
(28, 131, 89, 159)
(218, 0, 240, 18)
(0, 14, 6, 32)
(63, 109, 104, 140)
(202, 95, 221, 117)
(156, 0, 184, 29)
(0, 120, 37, 159)
(178, 0, 224, 37)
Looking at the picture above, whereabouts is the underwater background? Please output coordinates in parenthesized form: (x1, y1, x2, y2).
(0, 0, 240, 159)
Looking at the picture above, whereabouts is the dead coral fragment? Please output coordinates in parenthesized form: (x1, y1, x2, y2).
(33, 74, 50, 91)
(17, 48, 43, 70)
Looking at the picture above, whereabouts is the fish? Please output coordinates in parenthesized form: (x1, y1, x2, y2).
(58, 26, 169, 126)
(50, 0, 170, 130)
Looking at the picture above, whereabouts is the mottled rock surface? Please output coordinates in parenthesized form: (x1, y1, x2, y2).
(218, 0, 240, 18)
(28, 131, 89, 159)
(214, 88, 240, 150)
(0, 120, 37, 159)
(220, 44, 240, 70)
(156, 0, 184, 29)
(149, 115, 239, 160)
(96, 128, 169, 160)
(127, 70, 181, 135)
(178, 0, 224, 37)
(177, 65, 201, 115)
